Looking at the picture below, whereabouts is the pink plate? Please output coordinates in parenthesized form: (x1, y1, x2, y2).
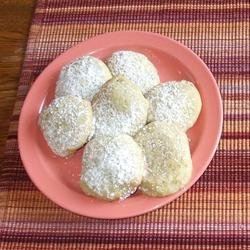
(18, 31, 223, 219)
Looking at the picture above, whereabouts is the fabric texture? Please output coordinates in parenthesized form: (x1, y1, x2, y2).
(1, 0, 250, 249)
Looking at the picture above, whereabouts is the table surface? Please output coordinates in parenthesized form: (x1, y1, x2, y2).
(0, 0, 36, 159)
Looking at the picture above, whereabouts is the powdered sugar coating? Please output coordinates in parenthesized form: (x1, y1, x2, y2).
(134, 121, 192, 197)
(55, 56, 112, 101)
(39, 96, 94, 157)
(80, 134, 145, 200)
(92, 76, 149, 137)
(107, 51, 160, 93)
(146, 80, 202, 131)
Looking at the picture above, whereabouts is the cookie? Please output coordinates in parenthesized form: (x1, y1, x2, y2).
(39, 96, 94, 157)
(55, 55, 112, 101)
(146, 80, 202, 131)
(107, 50, 160, 93)
(134, 121, 192, 197)
(92, 76, 148, 137)
(80, 134, 145, 200)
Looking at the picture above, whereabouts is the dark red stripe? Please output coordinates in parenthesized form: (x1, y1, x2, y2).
(200, 170, 250, 183)
(1, 230, 249, 245)
(221, 94, 250, 100)
(224, 113, 250, 120)
(41, 9, 249, 24)
(221, 131, 250, 139)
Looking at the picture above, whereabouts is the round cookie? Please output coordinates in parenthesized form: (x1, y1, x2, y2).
(92, 76, 149, 137)
(146, 80, 202, 131)
(107, 50, 160, 93)
(80, 134, 145, 200)
(39, 96, 94, 157)
(55, 55, 112, 101)
(134, 121, 192, 197)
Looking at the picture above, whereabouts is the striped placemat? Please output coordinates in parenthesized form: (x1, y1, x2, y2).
(1, 1, 249, 249)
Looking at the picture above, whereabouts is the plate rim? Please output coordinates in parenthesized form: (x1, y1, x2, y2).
(18, 31, 223, 219)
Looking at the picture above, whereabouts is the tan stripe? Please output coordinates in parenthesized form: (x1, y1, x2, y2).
(3, 190, 249, 224)
(221, 99, 250, 111)
(8, 120, 18, 132)
(223, 120, 250, 135)
(224, 100, 250, 107)
(36, 3, 250, 14)
(31, 22, 249, 50)
(2, 218, 249, 232)
(13, 100, 24, 116)
(219, 138, 250, 151)
(224, 100, 250, 116)
(36, 21, 250, 34)
(219, 78, 250, 85)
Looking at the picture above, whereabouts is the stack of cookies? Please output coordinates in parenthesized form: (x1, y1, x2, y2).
(39, 51, 202, 201)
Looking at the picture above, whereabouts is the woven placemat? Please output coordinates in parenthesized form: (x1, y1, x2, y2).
(1, 1, 250, 249)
